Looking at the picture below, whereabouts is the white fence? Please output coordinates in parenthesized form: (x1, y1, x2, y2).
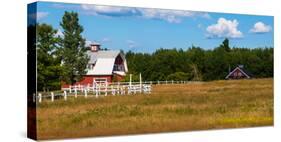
(35, 81, 152, 103)
(34, 73, 193, 103)
(35, 74, 150, 103)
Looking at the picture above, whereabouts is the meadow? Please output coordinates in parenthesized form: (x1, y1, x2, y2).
(36, 78, 273, 140)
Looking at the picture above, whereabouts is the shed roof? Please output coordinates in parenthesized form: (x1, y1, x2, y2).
(225, 66, 252, 79)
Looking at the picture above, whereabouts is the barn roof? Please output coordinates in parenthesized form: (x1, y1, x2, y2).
(86, 50, 128, 75)
(225, 66, 252, 79)
(92, 58, 116, 75)
(86, 50, 120, 64)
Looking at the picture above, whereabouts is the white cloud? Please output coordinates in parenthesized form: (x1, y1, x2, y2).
(52, 3, 66, 8)
(140, 9, 186, 23)
(135, 9, 210, 23)
(206, 18, 243, 39)
(200, 13, 211, 19)
(126, 40, 138, 49)
(82, 5, 126, 13)
(81, 5, 138, 16)
(101, 37, 111, 43)
(37, 12, 49, 20)
(85, 38, 110, 47)
(80, 4, 210, 23)
(29, 12, 49, 20)
(250, 22, 271, 33)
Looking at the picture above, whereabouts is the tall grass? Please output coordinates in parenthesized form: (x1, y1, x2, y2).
(36, 78, 273, 140)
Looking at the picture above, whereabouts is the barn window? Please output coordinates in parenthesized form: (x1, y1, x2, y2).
(113, 64, 124, 71)
(94, 78, 107, 83)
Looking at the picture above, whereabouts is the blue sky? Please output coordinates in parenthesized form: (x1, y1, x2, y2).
(33, 2, 274, 53)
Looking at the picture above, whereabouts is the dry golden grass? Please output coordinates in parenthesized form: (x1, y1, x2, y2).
(36, 78, 273, 140)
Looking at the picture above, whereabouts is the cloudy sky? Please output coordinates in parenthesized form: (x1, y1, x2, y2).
(33, 2, 274, 53)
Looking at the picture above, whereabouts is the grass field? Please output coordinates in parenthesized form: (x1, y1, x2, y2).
(36, 78, 273, 140)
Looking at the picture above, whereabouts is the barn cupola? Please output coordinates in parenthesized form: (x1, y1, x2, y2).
(90, 43, 101, 52)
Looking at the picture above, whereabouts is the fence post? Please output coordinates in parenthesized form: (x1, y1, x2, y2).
(87, 83, 90, 92)
(120, 87, 123, 95)
(64, 91, 67, 101)
(93, 83, 96, 95)
(84, 89, 87, 98)
(140, 73, 142, 94)
(120, 87, 124, 95)
(129, 74, 132, 89)
(166, 80, 168, 85)
(172, 80, 174, 84)
(38, 93, 42, 103)
(97, 85, 100, 97)
(105, 83, 108, 96)
(117, 82, 120, 94)
(158, 80, 159, 85)
(111, 86, 113, 95)
(96, 85, 99, 98)
(128, 85, 131, 95)
(51, 92, 54, 102)
(74, 86, 77, 98)
(69, 85, 72, 93)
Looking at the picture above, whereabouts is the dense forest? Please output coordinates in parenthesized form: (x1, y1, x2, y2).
(125, 39, 273, 81)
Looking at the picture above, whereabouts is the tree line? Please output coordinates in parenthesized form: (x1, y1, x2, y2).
(125, 38, 273, 82)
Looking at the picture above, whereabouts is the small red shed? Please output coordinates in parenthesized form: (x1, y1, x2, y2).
(225, 65, 252, 79)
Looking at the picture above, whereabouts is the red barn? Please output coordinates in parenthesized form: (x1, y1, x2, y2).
(225, 65, 252, 79)
(61, 43, 128, 88)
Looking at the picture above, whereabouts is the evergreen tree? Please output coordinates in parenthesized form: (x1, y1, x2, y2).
(36, 23, 61, 91)
(219, 38, 231, 52)
(59, 11, 89, 85)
